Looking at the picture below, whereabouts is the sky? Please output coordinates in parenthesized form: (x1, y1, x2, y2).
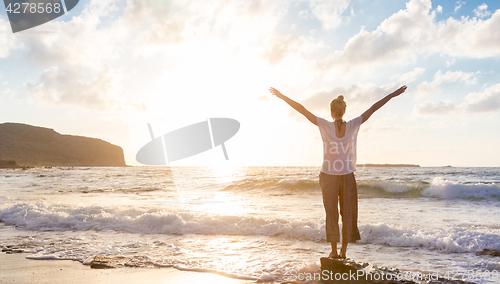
(1, 0, 500, 167)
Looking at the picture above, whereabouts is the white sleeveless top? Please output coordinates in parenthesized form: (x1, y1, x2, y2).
(317, 116, 363, 175)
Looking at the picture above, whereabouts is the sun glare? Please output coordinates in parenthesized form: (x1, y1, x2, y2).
(209, 164, 245, 184)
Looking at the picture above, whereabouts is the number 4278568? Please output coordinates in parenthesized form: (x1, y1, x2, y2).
(6, 2, 62, 14)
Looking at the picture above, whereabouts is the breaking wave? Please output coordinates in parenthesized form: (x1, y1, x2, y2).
(223, 177, 500, 200)
(1, 202, 499, 254)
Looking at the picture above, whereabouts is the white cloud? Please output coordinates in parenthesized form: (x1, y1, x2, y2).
(165, 0, 287, 46)
(123, 0, 186, 45)
(300, 69, 416, 115)
(299, 9, 310, 19)
(473, 3, 491, 18)
(454, 1, 465, 12)
(317, 0, 434, 71)
(301, 82, 399, 114)
(0, 18, 22, 58)
(436, 5, 443, 14)
(307, 0, 351, 30)
(6, 0, 294, 113)
(414, 84, 500, 116)
(263, 34, 323, 65)
(11, 4, 124, 66)
(317, 0, 500, 72)
(390, 67, 425, 83)
(416, 70, 477, 98)
(25, 63, 123, 110)
(263, 35, 306, 65)
(6, 0, 289, 64)
(465, 84, 500, 113)
(414, 100, 459, 116)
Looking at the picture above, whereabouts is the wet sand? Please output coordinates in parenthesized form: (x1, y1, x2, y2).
(0, 253, 255, 284)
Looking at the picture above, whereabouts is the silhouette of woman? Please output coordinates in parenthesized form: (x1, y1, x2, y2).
(269, 85, 407, 258)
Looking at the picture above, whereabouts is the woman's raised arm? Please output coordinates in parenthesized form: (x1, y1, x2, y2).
(269, 87, 318, 126)
(361, 85, 407, 124)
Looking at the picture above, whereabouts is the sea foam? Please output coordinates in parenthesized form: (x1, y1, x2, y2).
(1, 202, 499, 254)
(0, 202, 326, 241)
(360, 223, 500, 253)
(422, 177, 500, 200)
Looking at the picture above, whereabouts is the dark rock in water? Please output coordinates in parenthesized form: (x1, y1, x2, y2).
(90, 262, 116, 269)
(0, 123, 126, 167)
(320, 257, 407, 284)
(0, 160, 18, 168)
(477, 249, 500, 257)
(89, 255, 156, 269)
(1, 247, 23, 253)
(320, 258, 475, 284)
(90, 256, 119, 269)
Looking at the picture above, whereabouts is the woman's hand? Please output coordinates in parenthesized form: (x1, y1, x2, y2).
(268, 87, 318, 125)
(269, 87, 285, 99)
(391, 85, 407, 98)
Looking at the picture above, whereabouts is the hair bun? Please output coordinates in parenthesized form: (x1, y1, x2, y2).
(330, 95, 347, 114)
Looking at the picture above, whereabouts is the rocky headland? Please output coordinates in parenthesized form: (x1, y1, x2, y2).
(0, 123, 126, 167)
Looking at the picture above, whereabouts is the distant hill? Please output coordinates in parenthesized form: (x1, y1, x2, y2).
(357, 164, 420, 167)
(0, 123, 126, 167)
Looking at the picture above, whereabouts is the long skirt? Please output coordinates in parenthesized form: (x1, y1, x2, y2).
(319, 171, 361, 243)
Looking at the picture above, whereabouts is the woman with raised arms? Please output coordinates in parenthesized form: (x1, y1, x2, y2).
(269, 85, 407, 259)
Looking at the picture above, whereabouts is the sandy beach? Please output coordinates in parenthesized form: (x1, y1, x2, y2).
(0, 253, 255, 284)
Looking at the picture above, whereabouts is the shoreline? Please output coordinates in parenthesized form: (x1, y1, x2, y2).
(0, 253, 255, 284)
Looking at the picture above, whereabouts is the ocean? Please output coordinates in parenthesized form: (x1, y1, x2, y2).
(1, 166, 499, 283)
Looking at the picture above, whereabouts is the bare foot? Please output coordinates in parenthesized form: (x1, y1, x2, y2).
(339, 245, 347, 259)
(328, 251, 339, 258)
